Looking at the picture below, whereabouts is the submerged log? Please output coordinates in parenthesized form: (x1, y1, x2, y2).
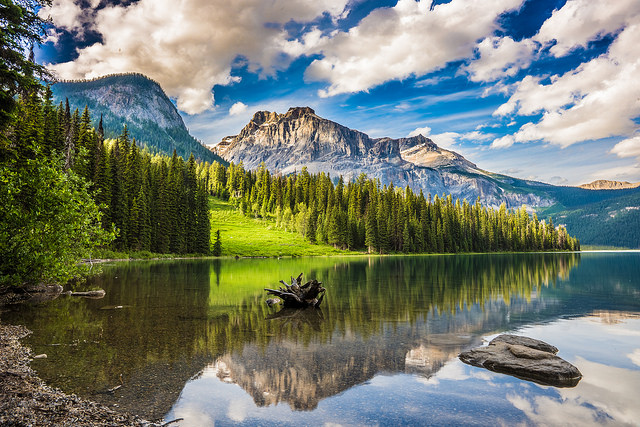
(69, 289, 106, 299)
(264, 273, 326, 308)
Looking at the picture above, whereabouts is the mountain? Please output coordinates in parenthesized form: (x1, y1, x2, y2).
(216, 107, 640, 248)
(579, 180, 640, 190)
(215, 107, 551, 208)
(51, 73, 224, 163)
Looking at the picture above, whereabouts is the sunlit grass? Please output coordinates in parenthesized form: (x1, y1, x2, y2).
(209, 197, 357, 257)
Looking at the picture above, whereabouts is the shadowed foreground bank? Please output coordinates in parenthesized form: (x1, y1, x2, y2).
(0, 321, 148, 426)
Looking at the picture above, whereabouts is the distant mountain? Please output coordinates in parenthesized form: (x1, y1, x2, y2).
(579, 180, 640, 190)
(51, 73, 224, 163)
(215, 107, 551, 208)
(215, 106, 640, 248)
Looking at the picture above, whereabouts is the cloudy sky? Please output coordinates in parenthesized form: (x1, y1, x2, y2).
(37, 0, 640, 185)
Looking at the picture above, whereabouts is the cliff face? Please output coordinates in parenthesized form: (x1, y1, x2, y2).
(52, 73, 224, 163)
(216, 107, 551, 208)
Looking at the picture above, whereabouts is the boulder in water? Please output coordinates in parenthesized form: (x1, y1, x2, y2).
(458, 334, 582, 387)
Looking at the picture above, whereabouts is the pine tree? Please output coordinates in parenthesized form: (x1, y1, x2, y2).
(212, 230, 222, 256)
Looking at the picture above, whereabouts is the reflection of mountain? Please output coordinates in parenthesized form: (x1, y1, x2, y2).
(3, 253, 602, 418)
(204, 295, 567, 411)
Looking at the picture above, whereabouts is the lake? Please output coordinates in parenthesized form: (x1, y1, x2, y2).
(3, 252, 640, 426)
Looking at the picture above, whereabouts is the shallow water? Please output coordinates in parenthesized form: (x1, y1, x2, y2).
(3, 252, 640, 426)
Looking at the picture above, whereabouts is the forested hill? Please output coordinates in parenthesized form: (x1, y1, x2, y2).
(51, 73, 224, 164)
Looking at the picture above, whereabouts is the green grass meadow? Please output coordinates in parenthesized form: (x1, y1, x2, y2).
(209, 197, 355, 257)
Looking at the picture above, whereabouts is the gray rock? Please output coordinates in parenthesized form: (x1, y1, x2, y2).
(215, 107, 554, 208)
(458, 335, 582, 387)
(491, 334, 559, 354)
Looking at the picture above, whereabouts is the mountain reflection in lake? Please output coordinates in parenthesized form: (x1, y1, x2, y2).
(3, 253, 640, 426)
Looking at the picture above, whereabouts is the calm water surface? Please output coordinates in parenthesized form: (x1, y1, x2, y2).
(3, 252, 640, 426)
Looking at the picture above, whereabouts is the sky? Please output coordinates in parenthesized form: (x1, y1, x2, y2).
(36, 0, 640, 186)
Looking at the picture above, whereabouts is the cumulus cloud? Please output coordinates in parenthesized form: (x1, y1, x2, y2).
(409, 125, 461, 149)
(408, 126, 432, 138)
(493, 20, 640, 147)
(491, 135, 514, 149)
(228, 102, 248, 116)
(42, 0, 349, 114)
(460, 130, 495, 142)
(464, 36, 536, 82)
(304, 0, 524, 97)
(39, 0, 87, 36)
(611, 135, 640, 160)
(485, 0, 640, 149)
(534, 0, 640, 57)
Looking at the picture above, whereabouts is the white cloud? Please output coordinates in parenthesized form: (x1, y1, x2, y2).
(39, 0, 87, 36)
(408, 126, 432, 138)
(430, 132, 460, 149)
(611, 135, 640, 159)
(304, 0, 524, 97)
(464, 36, 536, 82)
(491, 135, 514, 149)
(408, 125, 460, 149)
(629, 349, 640, 367)
(494, 20, 640, 147)
(229, 102, 248, 116)
(534, 0, 640, 57)
(43, 0, 350, 114)
(460, 130, 495, 142)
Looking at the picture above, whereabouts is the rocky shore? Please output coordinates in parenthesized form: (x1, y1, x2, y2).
(0, 285, 158, 426)
(0, 321, 151, 426)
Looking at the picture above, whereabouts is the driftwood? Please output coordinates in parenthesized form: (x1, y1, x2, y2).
(264, 273, 326, 308)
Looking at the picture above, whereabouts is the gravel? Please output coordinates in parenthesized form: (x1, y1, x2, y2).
(0, 286, 165, 426)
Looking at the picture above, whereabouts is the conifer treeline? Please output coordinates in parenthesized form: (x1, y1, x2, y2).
(16, 90, 210, 254)
(204, 162, 580, 253)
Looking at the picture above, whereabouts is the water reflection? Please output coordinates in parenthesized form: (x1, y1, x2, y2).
(3, 253, 640, 424)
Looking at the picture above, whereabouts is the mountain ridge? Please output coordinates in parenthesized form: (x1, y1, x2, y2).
(51, 73, 224, 163)
(215, 106, 550, 208)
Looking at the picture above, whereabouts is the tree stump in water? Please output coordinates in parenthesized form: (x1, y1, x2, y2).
(264, 273, 326, 308)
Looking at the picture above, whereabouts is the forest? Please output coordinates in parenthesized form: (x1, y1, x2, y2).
(1, 91, 578, 286)
(0, 91, 210, 286)
(204, 162, 580, 254)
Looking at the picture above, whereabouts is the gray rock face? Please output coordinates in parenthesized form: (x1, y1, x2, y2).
(458, 334, 582, 387)
(216, 107, 553, 208)
(52, 73, 222, 163)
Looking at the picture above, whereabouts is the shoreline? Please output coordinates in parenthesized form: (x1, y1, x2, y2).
(0, 321, 149, 426)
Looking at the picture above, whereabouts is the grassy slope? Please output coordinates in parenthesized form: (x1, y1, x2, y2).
(209, 197, 356, 257)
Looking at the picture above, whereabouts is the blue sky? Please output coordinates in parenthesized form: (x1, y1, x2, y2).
(38, 0, 640, 185)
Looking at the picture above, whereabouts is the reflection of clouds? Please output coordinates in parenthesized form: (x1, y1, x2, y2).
(508, 393, 609, 426)
(173, 403, 215, 427)
(227, 399, 248, 422)
(415, 360, 495, 386)
(508, 357, 640, 426)
(628, 349, 640, 367)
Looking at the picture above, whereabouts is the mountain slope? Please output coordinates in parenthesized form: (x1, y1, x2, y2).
(51, 73, 224, 163)
(215, 107, 550, 208)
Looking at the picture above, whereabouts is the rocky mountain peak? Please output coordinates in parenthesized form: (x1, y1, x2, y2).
(214, 106, 549, 207)
(284, 106, 316, 119)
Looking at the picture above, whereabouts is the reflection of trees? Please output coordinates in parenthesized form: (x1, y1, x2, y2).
(4, 260, 216, 420)
(200, 253, 582, 410)
(2, 254, 584, 417)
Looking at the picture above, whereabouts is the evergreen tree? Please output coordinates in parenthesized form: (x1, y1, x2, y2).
(212, 229, 222, 256)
